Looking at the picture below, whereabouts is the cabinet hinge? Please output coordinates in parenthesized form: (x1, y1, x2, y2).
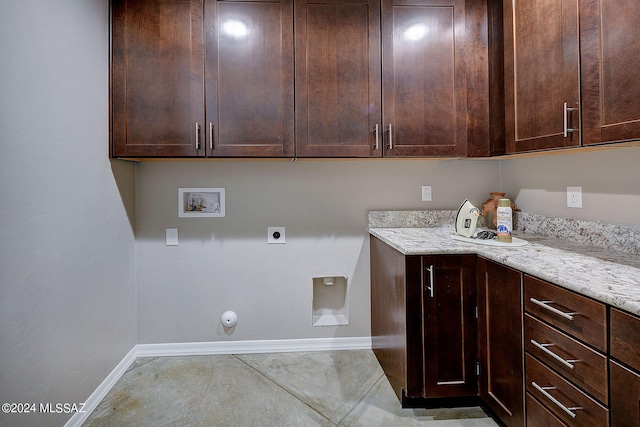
(476, 362, 480, 376)
(475, 306, 478, 319)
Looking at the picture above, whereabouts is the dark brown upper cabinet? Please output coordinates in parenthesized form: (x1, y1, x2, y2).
(111, 0, 206, 157)
(503, 0, 581, 154)
(205, 0, 295, 157)
(381, 0, 469, 157)
(294, 0, 382, 157)
(503, 0, 640, 154)
(580, 0, 640, 146)
(111, 0, 294, 158)
(111, 0, 493, 158)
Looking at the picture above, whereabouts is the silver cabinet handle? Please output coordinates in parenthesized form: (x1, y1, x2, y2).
(529, 298, 575, 321)
(373, 124, 379, 150)
(195, 122, 201, 149)
(425, 265, 434, 298)
(530, 339, 577, 369)
(386, 124, 393, 150)
(531, 381, 581, 419)
(209, 122, 214, 150)
(563, 102, 577, 137)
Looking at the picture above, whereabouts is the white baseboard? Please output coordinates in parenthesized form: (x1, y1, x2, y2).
(136, 336, 372, 357)
(65, 346, 138, 427)
(65, 336, 371, 427)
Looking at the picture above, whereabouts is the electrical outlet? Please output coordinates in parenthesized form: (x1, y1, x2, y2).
(421, 186, 432, 201)
(567, 186, 582, 208)
(268, 227, 286, 244)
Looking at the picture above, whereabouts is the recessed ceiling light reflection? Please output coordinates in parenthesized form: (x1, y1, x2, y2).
(403, 24, 428, 41)
(222, 20, 249, 39)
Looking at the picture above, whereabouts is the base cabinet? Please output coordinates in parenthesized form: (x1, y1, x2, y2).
(371, 237, 638, 427)
(370, 236, 477, 404)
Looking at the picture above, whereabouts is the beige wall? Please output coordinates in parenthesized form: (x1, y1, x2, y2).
(0, 1, 136, 426)
(134, 147, 640, 345)
(135, 159, 500, 343)
(501, 147, 640, 226)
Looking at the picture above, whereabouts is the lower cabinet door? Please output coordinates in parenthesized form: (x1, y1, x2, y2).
(422, 255, 477, 398)
(477, 257, 525, 427)
(610, 360, 640, 427)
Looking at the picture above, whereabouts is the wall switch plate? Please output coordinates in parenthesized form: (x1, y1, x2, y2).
(268, 227, 285, 244)
(567, 186, 582, 208)
(421, 186, 432, 201)
(166, 228, 178, 246)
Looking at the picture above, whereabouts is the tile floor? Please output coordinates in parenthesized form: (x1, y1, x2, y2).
(83, 350, 498, 426)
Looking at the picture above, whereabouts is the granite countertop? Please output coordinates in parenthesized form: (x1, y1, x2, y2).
(369, 213, 640, 317)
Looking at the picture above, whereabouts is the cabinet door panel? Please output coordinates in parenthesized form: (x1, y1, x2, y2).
(205, 0, 294, 157)
(581, 0, 640, 145)
(610, 360, 640, 427)
(112, 0, 205, 157)
(422, 255, 477, 398)
(477, 257, 525, 427)
(295, 0, 381, 157)
(503, 0, 580, 153)
(382, 0, 467, 157)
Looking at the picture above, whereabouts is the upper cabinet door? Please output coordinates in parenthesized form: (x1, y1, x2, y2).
(295, 0, 382, 157)
(381, 0, 467, 157)
(112, 0, 205, 157)
(205, 0, 294, 157)
(503, 0, 580, 154)
(580, 0, 640, 145)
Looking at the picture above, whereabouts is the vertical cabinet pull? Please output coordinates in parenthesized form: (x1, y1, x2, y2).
(563, 102, 578, 137)
(372, 124, 379, 150)
(425, 265, 434, 298)
(209, 123, 214, 150)
(531, 382, 581, 419)
(195, 122, 201, 149)
(386, 124, 393, 150)
(529, 298, 576, 321)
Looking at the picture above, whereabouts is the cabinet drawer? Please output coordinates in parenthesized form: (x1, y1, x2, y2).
(610, 308, 640, 372)
(524, 275, 606, 351)
(527, 392, 568, 427)
(525, 314, 608, 404)
(526, 355, 608, 427)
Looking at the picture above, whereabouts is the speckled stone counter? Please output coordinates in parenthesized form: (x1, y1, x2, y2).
(369, 211, 640, 317)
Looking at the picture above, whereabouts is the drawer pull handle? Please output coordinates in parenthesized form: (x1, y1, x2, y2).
(532, 381, 581, 419)
(530, 298, 576, 321)
(530, 340, 577, 369)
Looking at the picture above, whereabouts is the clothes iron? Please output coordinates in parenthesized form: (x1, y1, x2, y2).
(455, 199, 480, 238)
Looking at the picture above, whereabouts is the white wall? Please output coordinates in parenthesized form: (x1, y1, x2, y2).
(135, 159, 500, 343)
(0, 1, 136, 426)
(501, 147, 640, 226)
